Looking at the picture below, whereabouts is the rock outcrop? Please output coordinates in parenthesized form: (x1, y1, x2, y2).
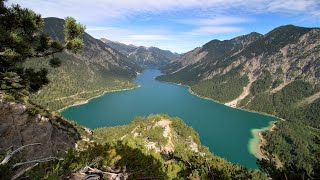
(0, 99, 80, 161)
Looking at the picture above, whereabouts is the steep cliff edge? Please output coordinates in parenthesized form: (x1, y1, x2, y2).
(0, 98, 80, 161)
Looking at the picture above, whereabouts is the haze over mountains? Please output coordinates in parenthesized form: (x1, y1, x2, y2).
(101, 38, 179, 67)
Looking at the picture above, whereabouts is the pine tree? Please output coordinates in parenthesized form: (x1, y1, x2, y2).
(0, 0, 85, 92)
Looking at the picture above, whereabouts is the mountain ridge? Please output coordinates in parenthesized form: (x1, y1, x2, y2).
(101, 37, 180, 67)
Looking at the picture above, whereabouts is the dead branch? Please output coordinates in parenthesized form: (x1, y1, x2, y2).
(11, 163, 39, 180)
(79, 166, 128, 180)
(13, 157, 62, 168)
(0, 143, 41, 165)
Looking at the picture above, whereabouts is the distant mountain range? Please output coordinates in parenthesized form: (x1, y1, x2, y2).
(101, 38, 179, 67)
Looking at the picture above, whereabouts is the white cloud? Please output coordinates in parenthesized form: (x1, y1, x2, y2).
(7, 0, 320, 24)
(175, 16, 251, 26)
(188, 26, 243, 35)
(6, 0, 320, 53)
(267, 0, 317, 12)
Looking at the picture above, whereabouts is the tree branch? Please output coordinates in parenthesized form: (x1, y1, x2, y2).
(79, 166, 128, 180)
(13, 156, 62, 168)
(0, 143, 41, 165)
(11, 163, 39, 180)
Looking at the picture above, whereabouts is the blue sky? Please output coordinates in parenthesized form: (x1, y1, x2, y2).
(7, 0, 320, 53)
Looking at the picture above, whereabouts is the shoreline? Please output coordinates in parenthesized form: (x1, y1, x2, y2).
(61, 73, 282, 162)
(248, 121, 276, 160)
(158, 79, 284, 120)
(58, 85, 141, 112)
(158, 79, 285, 161)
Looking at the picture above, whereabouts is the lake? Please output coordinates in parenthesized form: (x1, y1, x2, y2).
(62, 69, 275, 169)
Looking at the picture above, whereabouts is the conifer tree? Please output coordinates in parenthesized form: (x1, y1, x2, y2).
(0, 0, 85, 92)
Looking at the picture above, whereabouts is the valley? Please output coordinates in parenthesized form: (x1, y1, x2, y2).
(1, 1, 320, 179)
(62, 69, 275, 169)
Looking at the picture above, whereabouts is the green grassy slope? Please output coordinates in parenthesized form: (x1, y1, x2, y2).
(25, 54, 138, 111)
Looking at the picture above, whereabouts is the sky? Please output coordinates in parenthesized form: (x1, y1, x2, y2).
(7, 0, 320, 53)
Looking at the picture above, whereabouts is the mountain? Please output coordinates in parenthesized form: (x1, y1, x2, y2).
(43, 18, 141, 77)
(158, 25, 319, 102)
(127, 46, 171, 67)
(25, 18, 142, 111)
(148, 46, 180, 60)
(100, 38, 137, 57)
(157, 25, 320, 177)
(159, 32, 263, 81)
(101, 38, 179, 67)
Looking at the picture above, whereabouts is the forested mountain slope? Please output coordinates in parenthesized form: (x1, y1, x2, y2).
(157, 25, 320, 179)
(26, 18, 142, 111)
(101, 38, 179, 67)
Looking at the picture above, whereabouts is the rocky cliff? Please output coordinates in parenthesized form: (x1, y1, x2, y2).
(0, 98, 80, 161)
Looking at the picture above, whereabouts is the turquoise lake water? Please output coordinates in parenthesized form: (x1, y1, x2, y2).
(62, 69, 275, 169)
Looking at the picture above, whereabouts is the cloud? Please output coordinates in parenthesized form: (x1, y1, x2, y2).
(267, 0, 317, 12)
(188, 26, 243, 35)
(175, 16, 251, 26)
(7, 0, 320, 24)
(86, 26, 174, 45)
(7, 0, 320, 53)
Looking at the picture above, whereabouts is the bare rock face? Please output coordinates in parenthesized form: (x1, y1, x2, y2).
(161, 25, 320, 86)
(0, 99, 80, 160)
